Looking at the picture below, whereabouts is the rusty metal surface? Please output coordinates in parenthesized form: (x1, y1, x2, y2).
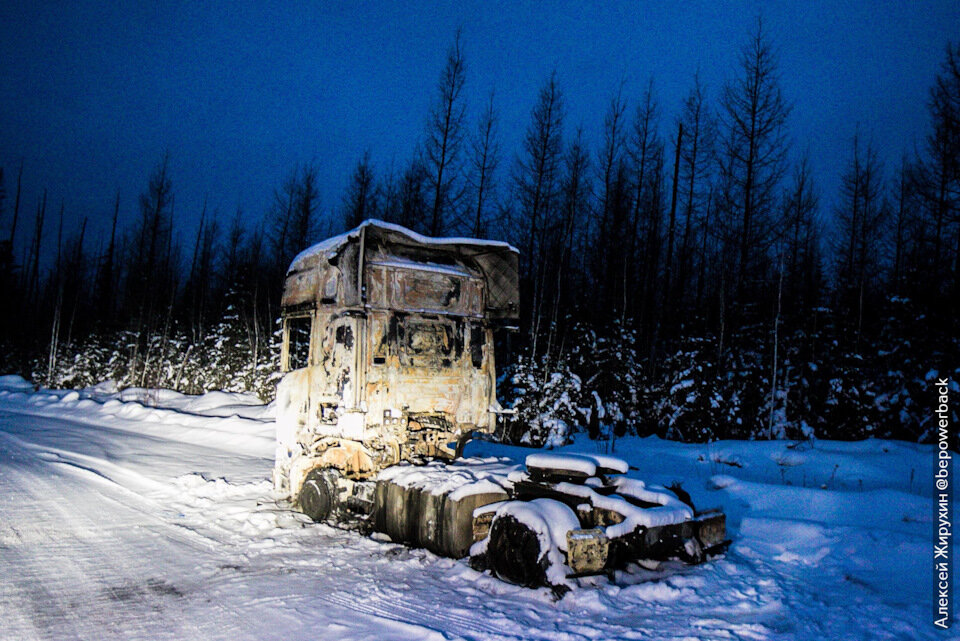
(365, 263, 483, 317)
(566, 529, 610, 575)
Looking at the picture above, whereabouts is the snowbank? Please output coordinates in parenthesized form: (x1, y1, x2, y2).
(0, 380, 951, 640)
(0, 374, 35, 392)
(0, 378, 275, 459)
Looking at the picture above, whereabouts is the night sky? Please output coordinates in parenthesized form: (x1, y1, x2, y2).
(2, 1, 959, 264)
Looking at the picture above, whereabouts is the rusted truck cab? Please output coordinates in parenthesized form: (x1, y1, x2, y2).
(274, 220, 519, 516)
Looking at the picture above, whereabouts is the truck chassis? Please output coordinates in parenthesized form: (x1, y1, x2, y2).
(299, 451, 727, 591)
(274, 221, 727, 590)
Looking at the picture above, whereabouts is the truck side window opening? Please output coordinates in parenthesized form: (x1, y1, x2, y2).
(470, 325, 483, 369)
(286, 316, 312, 371)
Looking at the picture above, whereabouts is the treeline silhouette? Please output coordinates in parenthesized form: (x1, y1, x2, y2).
(0, 23, 956, 445)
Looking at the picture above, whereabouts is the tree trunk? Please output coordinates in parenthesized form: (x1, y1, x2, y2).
(664, 123, 683, 307)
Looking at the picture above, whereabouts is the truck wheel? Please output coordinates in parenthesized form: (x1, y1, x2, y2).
(486, 514, 548, 588)
(299, 469, 338, 523)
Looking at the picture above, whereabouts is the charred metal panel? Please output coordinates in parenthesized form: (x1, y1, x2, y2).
(400, 319, 456, 367)
(321, 269, 340, 304)
(366, 266, 387, 308)
(316, 313, 356, 410)
(361, 223, 518, 323)
(366, 262, 483, 318)
(338, 242, 362, 308)
(283, 267, 341, 309)
(391, 270, 459, 313)
(281, 269, 320, 308)
(462, 280, 483, 318)
(368, 313, 389, 365)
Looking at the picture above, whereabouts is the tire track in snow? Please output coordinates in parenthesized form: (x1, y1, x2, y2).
(0, 419, 251, 641)
(317, 589, 522, 640)
(0, 427, 236, 557)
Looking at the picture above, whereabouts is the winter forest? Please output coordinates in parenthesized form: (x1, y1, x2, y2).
(1, 22, 957, 448)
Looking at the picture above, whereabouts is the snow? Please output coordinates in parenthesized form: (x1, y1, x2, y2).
(551, 480, 694, 533)
(587, 453, 630, 474)
(525, 452, 597, 476)
(376, 458, 516, 500)
(0, 377, 950, 640)
(0, 374, 35, 392)
(288, 219, 519, 274)
(525, 451, 629, 477)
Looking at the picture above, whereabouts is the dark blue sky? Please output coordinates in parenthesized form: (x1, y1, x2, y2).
(2, 1, 958, 263)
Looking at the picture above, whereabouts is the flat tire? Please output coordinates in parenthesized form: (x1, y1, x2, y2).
(299, 469, 337, 523)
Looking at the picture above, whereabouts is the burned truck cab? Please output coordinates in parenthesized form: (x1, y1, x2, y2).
(274, 220, 519, 519)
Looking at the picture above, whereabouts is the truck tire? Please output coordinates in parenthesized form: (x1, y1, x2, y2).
(486, 514, 549, 588)
(299, 469, 338, 523)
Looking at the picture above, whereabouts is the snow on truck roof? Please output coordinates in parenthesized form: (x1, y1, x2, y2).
(287, 219, 519, 274)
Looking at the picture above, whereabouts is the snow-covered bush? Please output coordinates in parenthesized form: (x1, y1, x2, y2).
(566, 321, 642, 438)
(501, 355, 586, 447)
(32, 316, 280, 403)
(649, 335, 726, 441)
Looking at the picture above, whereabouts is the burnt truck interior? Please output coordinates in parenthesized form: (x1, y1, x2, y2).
(274, 220, 519, 515)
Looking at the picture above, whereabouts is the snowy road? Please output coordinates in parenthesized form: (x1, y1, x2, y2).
(0, 378, 949, 640)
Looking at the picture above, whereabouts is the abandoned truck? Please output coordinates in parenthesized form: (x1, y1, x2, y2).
(274, 220, 727, 589)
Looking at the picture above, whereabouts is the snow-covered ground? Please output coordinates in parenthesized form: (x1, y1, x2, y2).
(0, 375, 948, 640)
